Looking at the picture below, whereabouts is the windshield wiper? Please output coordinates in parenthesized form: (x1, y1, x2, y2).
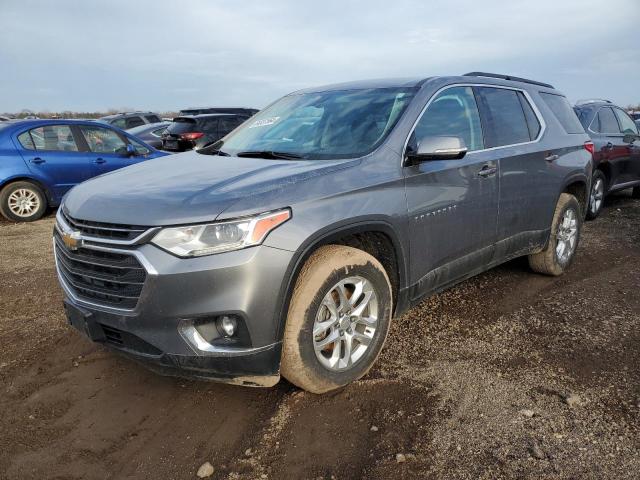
(236, 150, 304, 160)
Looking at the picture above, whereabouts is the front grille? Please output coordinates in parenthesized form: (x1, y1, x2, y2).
(54, 231, 146, 309)
(61, 210, 148, 241)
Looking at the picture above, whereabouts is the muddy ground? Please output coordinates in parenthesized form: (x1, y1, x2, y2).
(0, 192, 638, 480)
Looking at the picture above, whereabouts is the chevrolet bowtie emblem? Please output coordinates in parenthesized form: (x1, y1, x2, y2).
(62, 231, 83, 251)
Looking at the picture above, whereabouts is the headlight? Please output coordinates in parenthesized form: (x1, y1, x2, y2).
(152, 209, 290, 257)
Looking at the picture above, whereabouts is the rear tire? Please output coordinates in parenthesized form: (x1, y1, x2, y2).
(586, 170, 606, 220)
(0, 181, 47, 222)
(632, 186, 640, 199)
(529, 193, 582, 276)
(281, 245, 393, 394)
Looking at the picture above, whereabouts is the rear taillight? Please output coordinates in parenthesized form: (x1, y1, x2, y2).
(181, 132, 204, 141)
(584, 140, 595, 156)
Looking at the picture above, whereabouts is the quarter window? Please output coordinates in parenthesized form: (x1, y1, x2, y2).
(79, 125, 127, 154)
(476, 87, 530, 147)
(518, 92, 541, 140)
(17, 131, 36, 150)
(27, 125, 79, 151)
(613, 108, 638, 135)
(593, 107, 620, 134)
(413, 86, 484, 151)
(539, 93, 584, 134)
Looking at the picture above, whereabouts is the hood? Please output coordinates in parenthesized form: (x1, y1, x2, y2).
(63, 151, 358, 225)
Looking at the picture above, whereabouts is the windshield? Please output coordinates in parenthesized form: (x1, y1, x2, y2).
(207, 87, 416, 159)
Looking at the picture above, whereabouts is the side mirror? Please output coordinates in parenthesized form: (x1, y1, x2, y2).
(623, 133, 638, 144)
(125, 144, 137, 157)
(406, 136, 467, 165)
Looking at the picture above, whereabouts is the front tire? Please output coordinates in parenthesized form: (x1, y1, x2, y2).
(586, 170, 606, 220)
(0, 181, 47, 222)
(529, 193, 582, 276)
(281, 245, 393, 393)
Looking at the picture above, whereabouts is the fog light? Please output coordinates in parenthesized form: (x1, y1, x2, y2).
(217, 315, 238, 337)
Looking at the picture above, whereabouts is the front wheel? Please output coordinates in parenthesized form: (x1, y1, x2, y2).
(0, 181, 47, 222)
(281, 245, 393, 393)
(529, 193, 582, 276)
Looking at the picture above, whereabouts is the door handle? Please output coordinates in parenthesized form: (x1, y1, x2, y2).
(30, 157, 45, 164)
(94, 158, 106, 164)
(603, 142, 614, 150)
(477, 164, 497, 177)
(544, 153, 559, 162)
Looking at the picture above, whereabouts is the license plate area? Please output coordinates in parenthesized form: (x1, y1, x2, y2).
(64, 301, 105, 341)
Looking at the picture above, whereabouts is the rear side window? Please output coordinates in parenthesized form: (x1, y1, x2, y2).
(539, 93, 584, 134)
(167, 118, 198, 134)
(111, 118, 127, 129)
(613, 108, 638, 135)
(218, 116, 243, 135)
(125, 116, 145, 129)
(593, 107, 620, 134)
(476, 87, 530, 147)
(26, 125, 79, 151)
(144, 115, 161, 123)
(413, 86, 484, 151)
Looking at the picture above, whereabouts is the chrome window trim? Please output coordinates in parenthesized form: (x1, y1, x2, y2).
(56, 208, 160, 246)
(401, 83, 547, 163)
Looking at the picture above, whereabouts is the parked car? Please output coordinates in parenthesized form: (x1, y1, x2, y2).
(574, 100, 640, 219)
(126, 121, 170, 150)
(55, 72, 592, 393)
(0, 116, 12, 122)
(0, 119, 168, 222)
(178, 107, 258, 116)
(161, 113, 249, 152)
(98, 111, 163, 130)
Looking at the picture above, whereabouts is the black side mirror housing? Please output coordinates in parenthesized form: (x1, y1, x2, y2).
(405, 135, 468, 166)
(623, 133, 638, 144)
(125, 144, 137, 157)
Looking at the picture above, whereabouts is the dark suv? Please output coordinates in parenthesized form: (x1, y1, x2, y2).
(99, 112, 163, 130)
(178, 107, 258, 116)
(574, 100, 640, 218)
(55, 73, 592, 393)
(161, 113, 249, 152)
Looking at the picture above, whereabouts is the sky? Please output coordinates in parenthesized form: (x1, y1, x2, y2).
(0, 0, 639, 113)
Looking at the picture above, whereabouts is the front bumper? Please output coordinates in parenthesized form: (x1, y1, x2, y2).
(56, 223, 295, 385)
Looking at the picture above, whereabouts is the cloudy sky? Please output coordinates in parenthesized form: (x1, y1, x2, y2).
(0, 0, 638, 113)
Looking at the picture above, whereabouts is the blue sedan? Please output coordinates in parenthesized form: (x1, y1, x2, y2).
(0, 119, 169, 221)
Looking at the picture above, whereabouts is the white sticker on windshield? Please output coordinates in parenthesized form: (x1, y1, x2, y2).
(249, 116, 280, 128)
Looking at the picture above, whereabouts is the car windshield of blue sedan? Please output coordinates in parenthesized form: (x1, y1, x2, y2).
(209, 87, 417, 160)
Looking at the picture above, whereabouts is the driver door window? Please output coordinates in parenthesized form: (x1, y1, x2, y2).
(78, 126, 127, 154)
(412, 86, 484, 151)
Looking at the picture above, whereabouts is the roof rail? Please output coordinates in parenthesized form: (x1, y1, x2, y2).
(575, 98, 612, 105)
(463, 72, 554, 89)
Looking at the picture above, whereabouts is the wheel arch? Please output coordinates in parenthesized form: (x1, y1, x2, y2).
(560, 174, 589, 218)
(272, 219, 408, 342)
(0, 175, 54, 206)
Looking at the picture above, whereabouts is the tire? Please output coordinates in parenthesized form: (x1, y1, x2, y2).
(632, 186, 640, 199)
(586, 170, 606, 220)
(281, 245, 393, 394)
(529, 193, 582, 276)
(0, 181, 47, 222)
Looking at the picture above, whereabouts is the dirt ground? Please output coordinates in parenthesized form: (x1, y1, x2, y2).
(0, 192, 638, 480)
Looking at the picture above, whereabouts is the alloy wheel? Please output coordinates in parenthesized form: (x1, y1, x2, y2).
(556, 207, 578, 263)
(590, 178, 604, 215)
(7, 188, 40, 218)
(313, 276, 379, 371)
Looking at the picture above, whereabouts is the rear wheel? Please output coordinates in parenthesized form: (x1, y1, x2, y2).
(0, 181, 47, 222)
(586, 170, 606, 219)
(529, 193, 582, 276)
(281, 245, 393, 393)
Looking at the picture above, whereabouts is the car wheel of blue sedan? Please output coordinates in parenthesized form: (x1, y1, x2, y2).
(0, 181, 47, 222)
